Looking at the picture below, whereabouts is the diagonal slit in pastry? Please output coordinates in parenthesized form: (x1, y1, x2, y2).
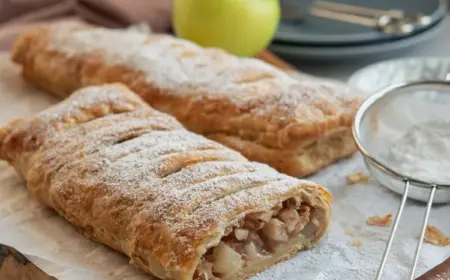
(0, 84, 331, 280)
(11, 23, 362, 178)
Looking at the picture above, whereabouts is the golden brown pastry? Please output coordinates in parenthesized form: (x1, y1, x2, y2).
(0, 84, 331, 280)
(11, 23, 362, 177)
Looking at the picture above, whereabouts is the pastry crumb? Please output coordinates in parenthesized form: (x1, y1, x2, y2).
(424, 226, 450, 246)
(351, 239, 362, 247)
(367, 214, 392, 227)
(344, 228, 355, 236)
(346, 171, 369, 185)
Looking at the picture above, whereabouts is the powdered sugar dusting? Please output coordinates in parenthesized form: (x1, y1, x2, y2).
(250, 154, 450, 280)
(1, 84, 326, 272)
(45, 25, 360, 127)
(387, 121, 450, 184)
(1, 54, 447, 280)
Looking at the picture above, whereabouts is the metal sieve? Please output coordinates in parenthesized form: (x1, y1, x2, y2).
(352, 80, 450, 279)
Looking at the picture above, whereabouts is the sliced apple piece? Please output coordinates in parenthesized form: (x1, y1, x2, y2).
(262, 218, 288, 242)
(212, 242, 243, 275)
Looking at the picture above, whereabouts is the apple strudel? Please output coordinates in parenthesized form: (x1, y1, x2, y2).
(0, 84, 331, 280)
(11, 23, 362, 177)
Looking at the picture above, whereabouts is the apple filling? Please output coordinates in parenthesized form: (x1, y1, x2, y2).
(194, 198, 322, 280)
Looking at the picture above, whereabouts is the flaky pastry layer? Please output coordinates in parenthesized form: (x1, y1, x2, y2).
(0, 84, 331, 280)
(208, 129, 356, 178)
(11, 23, 361, 177)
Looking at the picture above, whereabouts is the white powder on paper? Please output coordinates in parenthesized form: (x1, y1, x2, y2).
(0, 53, 449, 280)
(387, 122, 450, 183)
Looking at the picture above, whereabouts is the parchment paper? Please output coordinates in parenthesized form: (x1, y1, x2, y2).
(0, 53, 448, 280)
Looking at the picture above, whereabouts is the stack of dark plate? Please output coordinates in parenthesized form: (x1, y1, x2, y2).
(270, 0, 448, 62)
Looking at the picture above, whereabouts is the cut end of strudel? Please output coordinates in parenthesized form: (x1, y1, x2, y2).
(0, 84, 331, 280)
(11, 23, 362, 177)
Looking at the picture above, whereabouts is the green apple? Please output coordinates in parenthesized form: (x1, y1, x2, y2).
(173, 0, 280, 57)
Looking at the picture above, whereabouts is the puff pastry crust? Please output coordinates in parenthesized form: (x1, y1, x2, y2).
(0, 84, 331, 280)
(11, 23, 362, 177)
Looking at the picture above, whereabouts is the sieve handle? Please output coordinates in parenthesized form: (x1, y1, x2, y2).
(376, 181, 439, 280)
(408, 185, 437, 279)
(376, 180, 411, 280)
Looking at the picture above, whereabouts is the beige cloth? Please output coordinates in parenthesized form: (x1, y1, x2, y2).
(0, 0, 173, 50)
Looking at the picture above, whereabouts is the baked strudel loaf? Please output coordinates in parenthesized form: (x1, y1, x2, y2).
(0, 84, 331, 280)
(12, 23, 361, 177)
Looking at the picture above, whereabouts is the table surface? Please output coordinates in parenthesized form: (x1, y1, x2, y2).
(284, 17, 450, 82)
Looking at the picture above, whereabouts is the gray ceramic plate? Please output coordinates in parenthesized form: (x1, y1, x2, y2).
(275, 0, 447, 46)
(269, 15, 446, 62)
